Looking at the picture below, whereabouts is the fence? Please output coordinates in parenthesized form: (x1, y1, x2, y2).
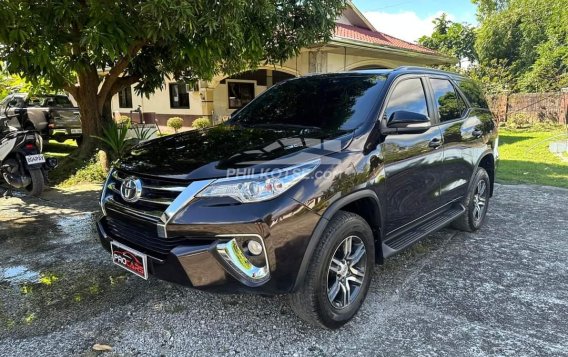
(487, 91, 568, 125)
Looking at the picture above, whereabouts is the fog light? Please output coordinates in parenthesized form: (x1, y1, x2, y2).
(247, 240, 263, 256)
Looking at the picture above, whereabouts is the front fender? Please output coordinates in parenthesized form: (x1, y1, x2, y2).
(292, 189, 384, 291)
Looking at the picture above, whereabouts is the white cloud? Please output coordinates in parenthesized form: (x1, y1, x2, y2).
(363, 11, 451, 43)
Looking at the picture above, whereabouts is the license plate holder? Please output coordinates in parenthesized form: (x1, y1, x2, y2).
(25, 154, 46, 165)
(70, 128, 82, 134)
(110, 241, 148, 279)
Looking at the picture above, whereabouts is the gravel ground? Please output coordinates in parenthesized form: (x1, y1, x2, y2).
(0, 183, 567, 356)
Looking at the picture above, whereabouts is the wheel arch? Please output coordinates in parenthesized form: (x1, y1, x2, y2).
(292, 190, 385, 291)
(475, 152, 496, 197)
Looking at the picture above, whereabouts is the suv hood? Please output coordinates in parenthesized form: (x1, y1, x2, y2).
(118, 125, 353, 181)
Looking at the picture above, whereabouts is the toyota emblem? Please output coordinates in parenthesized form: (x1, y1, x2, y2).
(120, 177, 142, 203)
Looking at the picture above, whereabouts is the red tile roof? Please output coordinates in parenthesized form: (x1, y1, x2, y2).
(334, 23, 440, 56)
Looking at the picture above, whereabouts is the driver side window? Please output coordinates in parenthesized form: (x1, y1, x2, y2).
(385, 78, 429, 121)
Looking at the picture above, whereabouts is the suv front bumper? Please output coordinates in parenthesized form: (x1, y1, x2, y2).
(97, 217, 273, 293)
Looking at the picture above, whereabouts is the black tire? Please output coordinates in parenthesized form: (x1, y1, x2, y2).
(75, 135, 83, 146)
(452, 167, 491, 232)
(289, 211, 375, 329)
(25, 169, 45, 197)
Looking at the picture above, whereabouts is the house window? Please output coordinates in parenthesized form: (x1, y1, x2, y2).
(169, 83, 190, 109)
(118, 86, 133, 108)
(228, 82, 255, 109)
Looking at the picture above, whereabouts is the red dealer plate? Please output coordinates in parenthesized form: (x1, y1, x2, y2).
(111, 241, 148, 279)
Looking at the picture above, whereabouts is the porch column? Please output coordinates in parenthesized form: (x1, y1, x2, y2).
(309, 51, 328, 73)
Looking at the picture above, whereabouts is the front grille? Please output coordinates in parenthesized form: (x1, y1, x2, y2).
(104, 215, 215, 259)
(106, 170, 187, 213)
(101, 169, 214, 258)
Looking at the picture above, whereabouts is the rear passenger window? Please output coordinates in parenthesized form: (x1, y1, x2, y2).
(385, 78, 429, 120)
(431, 78, 468, 122)
(455, 78, 489, 109)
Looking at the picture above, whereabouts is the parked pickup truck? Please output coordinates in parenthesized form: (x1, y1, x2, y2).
(0, 93, 83, 144)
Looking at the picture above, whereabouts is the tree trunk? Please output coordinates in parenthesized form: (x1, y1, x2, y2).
(73, 69, 113, 159)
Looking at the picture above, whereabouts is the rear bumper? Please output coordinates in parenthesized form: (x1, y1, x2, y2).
(97, 217, 275, 293)
(49, 128, 82, 140)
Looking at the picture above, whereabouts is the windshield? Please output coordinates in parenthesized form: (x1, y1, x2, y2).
(28, 96, 74, 108)
(229, 74, 387, 133)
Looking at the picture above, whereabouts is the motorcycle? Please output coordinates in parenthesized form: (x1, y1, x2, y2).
(0, 103, 57, 197)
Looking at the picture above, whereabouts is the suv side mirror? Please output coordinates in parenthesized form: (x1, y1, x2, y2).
(382, 110, 431, 134)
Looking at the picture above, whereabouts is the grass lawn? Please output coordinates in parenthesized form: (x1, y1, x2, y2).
(43, 139, 106, 186)
(497, 128, 568, 188)
(44, 139, 78, 158)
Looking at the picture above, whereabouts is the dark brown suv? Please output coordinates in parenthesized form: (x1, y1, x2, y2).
(97, 67, 498, 328)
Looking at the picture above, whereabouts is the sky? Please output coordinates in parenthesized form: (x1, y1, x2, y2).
(353, 0, 478, 43)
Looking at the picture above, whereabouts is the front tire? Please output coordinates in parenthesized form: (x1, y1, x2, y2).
(26, 169, 45, 197)
(289, 211, 375, 329)
(452, 167, 490, 232)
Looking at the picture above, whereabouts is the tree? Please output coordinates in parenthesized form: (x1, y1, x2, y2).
(0, 0, 346, 155)
(471, 0, 510, 21)
(418, 13, 477, 68)
(474, 0, 568, 92)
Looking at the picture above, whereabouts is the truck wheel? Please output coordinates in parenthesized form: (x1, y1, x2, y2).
(452, 167, 490, 232)
(75, 135, 83, 146)
(26, 169, 45, 197)
(289, 211, 374, 329)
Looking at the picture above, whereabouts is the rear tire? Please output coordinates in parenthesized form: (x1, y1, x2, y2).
(452, 167, 490, 232)
(289, 211, 375, 329)
(26, 169, 45, 197)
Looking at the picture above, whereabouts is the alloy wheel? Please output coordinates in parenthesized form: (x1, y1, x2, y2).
(327, 235, 367, 309)
(472, 179, 488, 224)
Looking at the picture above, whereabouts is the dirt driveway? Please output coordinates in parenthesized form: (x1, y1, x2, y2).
(0, 184, 567, 356)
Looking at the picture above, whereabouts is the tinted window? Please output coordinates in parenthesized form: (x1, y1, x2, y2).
(455, 78, 489, 109)
(28, 96, 73, 108)
(384, 78, 429, 120)
(229, 74, 387, 133)
(431, 78, 468, 121)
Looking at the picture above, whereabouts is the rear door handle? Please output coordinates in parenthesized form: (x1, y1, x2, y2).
(472, 129, 483, 138)
(428, 137, 442, 148)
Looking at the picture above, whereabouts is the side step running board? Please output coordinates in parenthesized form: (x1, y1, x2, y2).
(382, 205, 465, 258)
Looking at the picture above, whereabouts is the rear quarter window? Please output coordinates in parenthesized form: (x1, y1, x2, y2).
(455, 78, 489, 109)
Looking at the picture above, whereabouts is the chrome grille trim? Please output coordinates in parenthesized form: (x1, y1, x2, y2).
(100, 169, 215, 238)
(144, 184, 185, 193)
(104, 197, 162, 222)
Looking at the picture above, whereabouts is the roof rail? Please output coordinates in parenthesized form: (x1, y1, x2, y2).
(394, 66, 463, 76)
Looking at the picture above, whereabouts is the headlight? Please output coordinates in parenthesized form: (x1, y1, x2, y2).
(197, 159, 320, 203)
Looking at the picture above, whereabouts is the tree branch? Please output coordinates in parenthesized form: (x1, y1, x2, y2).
(64, 83, 79, 99)
(110, 76, 140, 96)
(97, 41, 145, 110)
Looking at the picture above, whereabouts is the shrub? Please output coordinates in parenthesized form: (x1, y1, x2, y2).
(192, 117, 212, 129)
(506, 113, 533, 129)
(58, 156, 108, 187)
(92, 121, 131, 160)
(167, 117, 184, 133)
(116, 115, 132, 127)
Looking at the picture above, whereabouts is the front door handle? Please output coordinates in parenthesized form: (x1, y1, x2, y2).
(428, 137, 442, 148)
(472, 128, 483, 138)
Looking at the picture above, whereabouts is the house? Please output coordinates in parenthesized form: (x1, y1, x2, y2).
(111, 1, 455, 128)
